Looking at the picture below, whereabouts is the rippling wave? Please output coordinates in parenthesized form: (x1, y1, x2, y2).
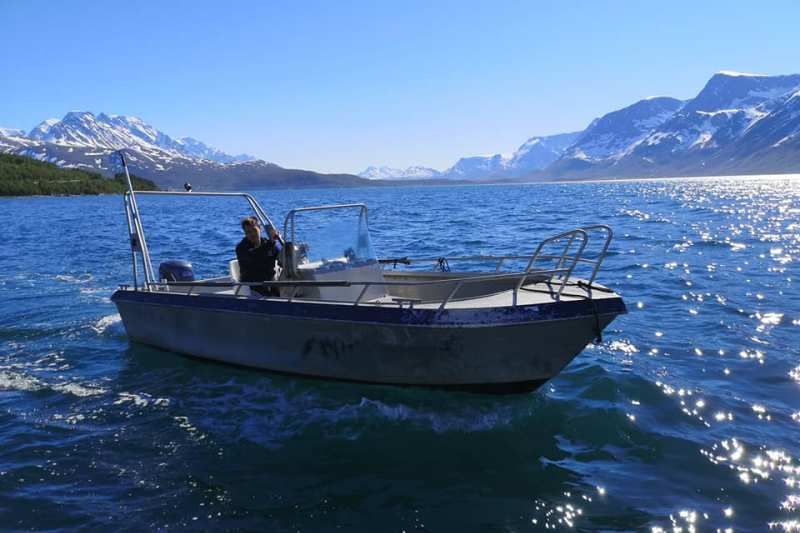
(0, 176, 799, 530)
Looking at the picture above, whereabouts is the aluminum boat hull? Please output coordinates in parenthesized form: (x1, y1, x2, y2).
(112, 289, 626, 393)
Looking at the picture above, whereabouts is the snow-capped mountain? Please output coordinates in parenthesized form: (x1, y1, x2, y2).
(735, 88, 800, 152)
(681, 71, 800, 114)
(543, 71, 800, 178)
(175, 137, 253, 165)
(0, 127, 26, 137)
(364, 131, 582, 181)
(440, 131, 582, 180)
(359, 165, 441, 179)
(26, 111, 254, 164)
(443, 153, 511, 179)
(561, 97, 683, 162)
(506, 132, 582, 174)
(628, 72, 800, 160)
(0, 111, 362, 189)
(710, 87, 800, 173)
(362, 71, 800, 181)
(4, 72, 800, 189)
(604, 72, 800, 175)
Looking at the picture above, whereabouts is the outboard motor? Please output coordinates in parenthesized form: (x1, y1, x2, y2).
(159, 260, 195, 283)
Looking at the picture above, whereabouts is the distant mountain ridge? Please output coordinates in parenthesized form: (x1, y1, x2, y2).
(26, 111, 255, 164)
(4, 71, 800, 188)
(0, 111, 365, 189)
(363, 71, 800, 181)
(360, 165, 441, 180)
(547, 71, 800, 179)
(359, 131, 581, 180)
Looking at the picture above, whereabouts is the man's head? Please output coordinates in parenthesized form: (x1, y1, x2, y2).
(241, 216, 262, 246)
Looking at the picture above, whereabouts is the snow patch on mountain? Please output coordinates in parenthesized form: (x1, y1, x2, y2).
(0, 127, 26, 138)
(359, 165, 441, 179)
(361, 130, 582, 181)
(175, 137, 254, 164)
(682, 72, 800, 114)
(633, 79, 800, 159)
(506, 131, 582, 173)
(716, 70, 767, 78)
(24, 111, 253, 165)
(560, 97, 684, 163)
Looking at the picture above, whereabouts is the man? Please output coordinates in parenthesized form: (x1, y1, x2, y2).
(236, 216, 283, 296)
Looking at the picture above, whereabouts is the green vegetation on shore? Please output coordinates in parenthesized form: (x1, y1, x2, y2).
(0, 153, 158, 196)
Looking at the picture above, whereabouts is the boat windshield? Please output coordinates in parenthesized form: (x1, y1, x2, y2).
(286, 205, 377, 267)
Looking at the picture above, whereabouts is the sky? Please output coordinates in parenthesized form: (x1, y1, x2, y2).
(1, 0, 799, 174)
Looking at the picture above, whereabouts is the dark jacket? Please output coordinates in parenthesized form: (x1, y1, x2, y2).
(235, 237, 282, 283)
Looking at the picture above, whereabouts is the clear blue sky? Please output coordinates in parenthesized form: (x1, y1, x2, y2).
(2, 0, 799, 173)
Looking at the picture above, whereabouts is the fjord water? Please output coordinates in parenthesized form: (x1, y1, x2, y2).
(1, 178, 798, 531)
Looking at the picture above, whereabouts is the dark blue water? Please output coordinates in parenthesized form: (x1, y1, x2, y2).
(1, 178, 798, 531)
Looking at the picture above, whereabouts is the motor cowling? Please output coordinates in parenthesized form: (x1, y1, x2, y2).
(159, 260, 194, 283)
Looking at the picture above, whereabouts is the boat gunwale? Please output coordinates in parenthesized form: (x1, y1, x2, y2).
(111, 286, 627, 327)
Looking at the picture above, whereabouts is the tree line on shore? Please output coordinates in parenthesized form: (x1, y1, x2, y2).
(0, 153, 158, 196)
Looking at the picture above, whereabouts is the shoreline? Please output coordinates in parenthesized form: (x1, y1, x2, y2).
(2, 171, 800, 199)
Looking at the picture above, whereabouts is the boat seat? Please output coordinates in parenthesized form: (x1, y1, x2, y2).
(228, 259, 252, 297)
(229, 259, 241, 281)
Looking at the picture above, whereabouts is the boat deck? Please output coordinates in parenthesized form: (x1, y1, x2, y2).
(146, 277, 621, 311)
(412, 281, 620, 309)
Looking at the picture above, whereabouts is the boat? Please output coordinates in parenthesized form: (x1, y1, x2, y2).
(111, 154, 626, 393)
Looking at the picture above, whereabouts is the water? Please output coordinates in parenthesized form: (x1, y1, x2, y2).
(1, 177, 798, 531)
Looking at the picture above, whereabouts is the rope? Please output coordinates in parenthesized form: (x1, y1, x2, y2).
(378, 257, 410, 269)
(590, 298, 603, 344)
(521, 280, 606, 344)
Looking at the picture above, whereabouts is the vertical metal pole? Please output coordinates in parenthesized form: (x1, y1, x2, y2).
(123, 194, 138, 290)
(555, 231, 589, 300)
(120, 151, 155, 287)
(245, 195, 284, 246)
(554, 234, 576, 280)
(583, 225, 613, 285)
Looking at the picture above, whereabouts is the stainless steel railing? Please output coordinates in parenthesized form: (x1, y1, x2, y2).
(136, 265, 579, 311)
(119, 181, 614, 308)
(375, 225, 613, 303)
(122, 190, 284, 289)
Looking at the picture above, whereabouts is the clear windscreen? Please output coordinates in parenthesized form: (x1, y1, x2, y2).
(287, 206, 377, 267)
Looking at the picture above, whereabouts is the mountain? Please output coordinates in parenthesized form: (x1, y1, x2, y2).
(5, 72, 800, 189)
(506, 132, 582, 175)
(364, 131, 582, 181)
(175, 137, 253, 164)
(443, 153, 510, 180)
(539, 71, 800, 179)
(26, 111, 254, 164)
(440, 131, 582, 180)
(362, 71, 800, 182)
(561, 97, 683, 161)
(0, 127, 25, 137)
(681, 71, 800, 114)
(359, 165, 441, 179)
(622, 72, 800, 168)
(0, 111, 365, 189)
(710, 87, 800, 173)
